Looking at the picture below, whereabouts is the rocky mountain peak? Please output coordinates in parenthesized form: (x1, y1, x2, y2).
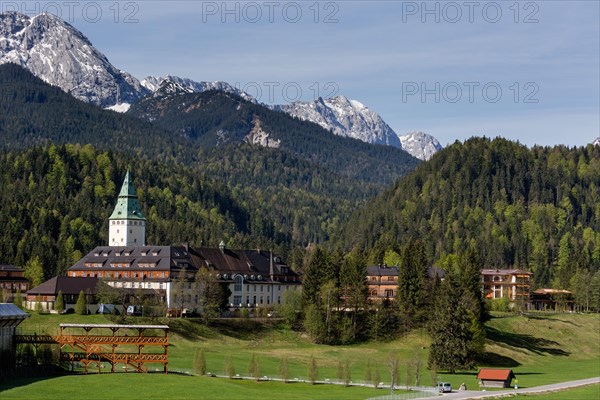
(0, 11, 148, 107)
(398, 131, 442, 161)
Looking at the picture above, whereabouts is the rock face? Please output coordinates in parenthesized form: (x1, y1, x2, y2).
(141, 75, 256, 103)
(0, 11, 148, 107)
(593, 137, 600, 146)
(398, 131, 443, 161)
(273, 96, 402, 148)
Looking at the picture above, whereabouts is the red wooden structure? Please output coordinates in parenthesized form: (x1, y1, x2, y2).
(17, 323, 169, 373)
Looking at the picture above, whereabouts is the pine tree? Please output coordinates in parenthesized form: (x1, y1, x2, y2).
(427, 275, 480, 373)
(54, 290, 64, 313)
(75, 290, 87, 315)
(302, 247, 330, 306)
(397, 240, 429, 330)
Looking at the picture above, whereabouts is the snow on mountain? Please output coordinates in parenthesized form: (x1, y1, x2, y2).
(0, 11, 148, 107)
(141, 75, 256, 103)
(398, 131, 442, 161)
(273, 96, 402, 148)
(593, 137, 600, 146)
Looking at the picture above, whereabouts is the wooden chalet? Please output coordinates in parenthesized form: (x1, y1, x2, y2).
(366, 265, 446, 301)
(25, 276, 98, 313)
(477, 368, 516, 388)
(530, 288, 575, 311)
(0, 264, 29, 303)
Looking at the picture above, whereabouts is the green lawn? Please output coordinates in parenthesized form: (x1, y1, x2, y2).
(0, 374, 388, 400)
(434, 313, 600, 390)
(4, 312, 598, 399)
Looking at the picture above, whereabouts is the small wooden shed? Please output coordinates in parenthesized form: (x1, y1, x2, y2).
(477, 368, 516, 388)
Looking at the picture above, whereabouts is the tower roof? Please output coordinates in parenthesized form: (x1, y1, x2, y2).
(109, 171, 145, 220)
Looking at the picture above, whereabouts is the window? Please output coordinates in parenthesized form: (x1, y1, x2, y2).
(260, 285, 263, 292)
(387, 276, 395, 282)
(234, 276, 243, 292)
(384, 289, 394, 297)
(233, 295, 242, 306)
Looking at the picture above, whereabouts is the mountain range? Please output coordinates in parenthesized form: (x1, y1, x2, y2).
(0, 11, 441, 160)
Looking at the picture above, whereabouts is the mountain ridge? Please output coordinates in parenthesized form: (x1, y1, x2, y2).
(0, 11, 148, 107)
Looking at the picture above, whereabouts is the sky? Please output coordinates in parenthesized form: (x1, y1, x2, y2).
(4, 0, 599, 147)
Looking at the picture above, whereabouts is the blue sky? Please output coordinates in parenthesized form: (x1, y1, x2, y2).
(7, 1, 600, 147)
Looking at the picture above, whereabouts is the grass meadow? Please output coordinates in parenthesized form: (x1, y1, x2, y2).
(1, 312, 598, 399)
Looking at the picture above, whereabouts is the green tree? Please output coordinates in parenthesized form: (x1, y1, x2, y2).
(278, 289, 302, 328)
(54, 290, 64, 313)
(302, 247, 332, 306)
(304, 303, 326, 343)
(75, 290, 87, 315)
(24, 256, 45, 287)
(197, 269, 230, 323)
(397, 240, 429, 330)
(427, 275, 480, 373)
(14, 288, 23, 308)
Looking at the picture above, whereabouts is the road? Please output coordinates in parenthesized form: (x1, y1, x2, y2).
(417, 377, 600, 399)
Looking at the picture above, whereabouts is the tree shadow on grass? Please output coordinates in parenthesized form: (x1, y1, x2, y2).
(485, 326, 570, 356)
(523, 314, 581, 327)
(0, 366, 65, 393)
(477, 351, 521, 368)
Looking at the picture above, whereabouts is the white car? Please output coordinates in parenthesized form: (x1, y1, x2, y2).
(437, 382, 452, 393)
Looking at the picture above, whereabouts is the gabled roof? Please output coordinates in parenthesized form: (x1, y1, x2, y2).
(27, 276, 99, 296)
(477, 369, 516, 381)
(188, 247, 298, 282)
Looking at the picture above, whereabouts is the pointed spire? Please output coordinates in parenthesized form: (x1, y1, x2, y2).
(118, 170, 138, 198)
(109, 171, 145, 220)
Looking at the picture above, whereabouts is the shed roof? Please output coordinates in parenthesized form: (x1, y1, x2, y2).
(0, 303, 30, 327)
(477, 369, 515, 381)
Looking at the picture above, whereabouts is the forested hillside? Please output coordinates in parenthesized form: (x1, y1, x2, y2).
(128, 89, 420, 185)
(0, 63, 189, 160)
(338, 138, 600, 288)
(0, 63, 420, 263)
(0, 145, 257, 279)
